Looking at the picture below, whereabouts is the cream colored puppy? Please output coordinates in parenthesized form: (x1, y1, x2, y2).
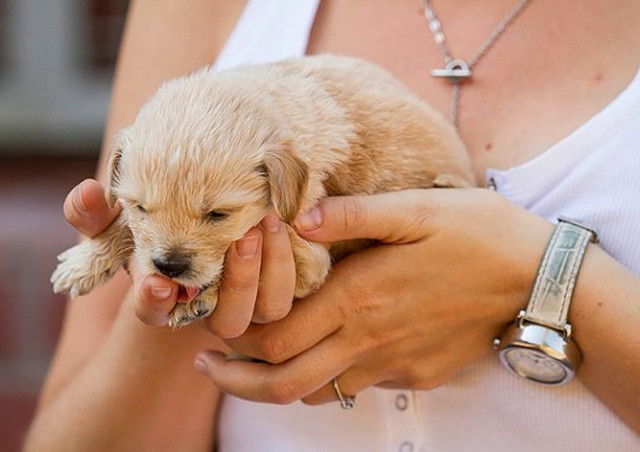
(51, 55, 474, 328)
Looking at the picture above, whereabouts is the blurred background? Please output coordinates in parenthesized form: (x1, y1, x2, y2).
(0, 1, 129, 449)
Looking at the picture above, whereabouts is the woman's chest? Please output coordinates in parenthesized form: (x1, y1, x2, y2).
(306, 0, 640, 183)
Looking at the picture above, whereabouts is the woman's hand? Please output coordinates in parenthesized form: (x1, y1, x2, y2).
(62, 178, 297, 337)
(195, 188, 555, 405)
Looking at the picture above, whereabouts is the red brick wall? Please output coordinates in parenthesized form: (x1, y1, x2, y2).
(0, 156, 98, 450)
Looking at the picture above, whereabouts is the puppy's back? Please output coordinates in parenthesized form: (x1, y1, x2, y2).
(269, 55, 475, 193)
(143, 54, 474, 196)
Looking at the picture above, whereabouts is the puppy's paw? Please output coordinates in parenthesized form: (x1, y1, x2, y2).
(168, 288, 218, 329)
(51, 241, 120, 298)
(289, 231, 332, 298)
(51, 215, 132, 298)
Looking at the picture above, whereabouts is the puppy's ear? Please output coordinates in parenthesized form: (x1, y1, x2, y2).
(104, 129, 129, 207)
(262, 141, 309, 223)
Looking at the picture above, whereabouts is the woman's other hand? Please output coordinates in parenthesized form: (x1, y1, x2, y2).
(196, 188, 554, 404)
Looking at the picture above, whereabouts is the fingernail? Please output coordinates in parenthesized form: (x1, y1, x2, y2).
(261, 211, 281, 233)
(236, 231, 259, 259)
(150, 286, 172, 300)
(194, 355, 209, 376)
(294, 207, 322, 231)
(72, 182, 88, 213)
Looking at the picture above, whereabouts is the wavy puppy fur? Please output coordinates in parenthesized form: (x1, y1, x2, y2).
(51, 54, 474, 327)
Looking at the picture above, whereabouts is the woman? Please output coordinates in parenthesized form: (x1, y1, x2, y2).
(27, 0, 640, 450)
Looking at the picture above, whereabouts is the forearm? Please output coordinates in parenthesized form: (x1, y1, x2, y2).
(26, 289, 223, 451)
(26, 3, 247, 446)
(571, 245, 640, 433)
(96, 0, 246, 179)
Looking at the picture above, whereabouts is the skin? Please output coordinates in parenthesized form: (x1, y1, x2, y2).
(27, 0, 640, 449)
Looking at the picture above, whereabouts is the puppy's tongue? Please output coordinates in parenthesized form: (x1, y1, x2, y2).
(177, 285, 200, 304)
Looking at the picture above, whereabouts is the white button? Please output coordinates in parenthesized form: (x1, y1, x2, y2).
(395, 393, 409, 411)
(399, 441, 414, 452)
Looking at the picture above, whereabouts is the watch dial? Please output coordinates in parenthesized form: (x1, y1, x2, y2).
(504, 348, 567, 383)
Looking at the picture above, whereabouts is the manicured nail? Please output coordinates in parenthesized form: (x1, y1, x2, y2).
(261, 211, 281, 233)
(72, 182, 88, 213)
(194, 356, 209, 376)
(150, 286, 172, 300)
(294, 207, 322, 231)
(236, 231, 259, 259)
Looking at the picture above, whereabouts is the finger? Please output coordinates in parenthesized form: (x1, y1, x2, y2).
(195, 332, 354, 404)
(300, 366, 379, 407)
(63, 178, 121, 238)
(225, 276, 344, 363)
(253, 211, 295, 323)
(134, 274, 179, 326)
(293, 190, 440, 244)
(204, 228, 262, 339)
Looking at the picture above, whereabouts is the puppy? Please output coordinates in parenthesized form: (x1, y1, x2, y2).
(51, 55, 474, 328)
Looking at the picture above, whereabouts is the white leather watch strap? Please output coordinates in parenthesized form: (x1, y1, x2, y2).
(524, 218, 597, 331)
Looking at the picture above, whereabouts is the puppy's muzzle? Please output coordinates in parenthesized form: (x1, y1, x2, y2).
(153, 251, 191, 278)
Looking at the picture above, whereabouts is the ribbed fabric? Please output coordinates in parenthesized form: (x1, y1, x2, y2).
(212, 0, 320, 72)
(486, 65, 640, 275)
(213, 1, 640, 450)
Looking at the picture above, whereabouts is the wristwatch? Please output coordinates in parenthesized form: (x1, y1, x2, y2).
(494, 217, 598, 385)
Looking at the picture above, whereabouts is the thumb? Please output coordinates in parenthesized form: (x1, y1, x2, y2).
(134, 273, 180, 327)
(293, 190, 438, 244)
(63, 178, 121, 238)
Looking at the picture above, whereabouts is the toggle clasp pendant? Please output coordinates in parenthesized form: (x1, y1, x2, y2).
(431, 58, 472, 83)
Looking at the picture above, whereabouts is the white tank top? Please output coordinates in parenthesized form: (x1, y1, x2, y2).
(214, 1, 640, 450)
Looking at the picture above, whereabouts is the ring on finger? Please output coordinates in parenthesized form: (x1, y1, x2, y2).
(332, 377, 356, 410)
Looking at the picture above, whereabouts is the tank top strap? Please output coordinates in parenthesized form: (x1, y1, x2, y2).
(212, 0, 321, 71)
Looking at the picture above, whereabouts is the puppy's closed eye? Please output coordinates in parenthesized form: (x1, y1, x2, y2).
(205, 210, 229, 221)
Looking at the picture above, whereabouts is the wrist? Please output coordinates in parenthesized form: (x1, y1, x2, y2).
(568, 242, 640, 351)
(494, 218, 597, 385)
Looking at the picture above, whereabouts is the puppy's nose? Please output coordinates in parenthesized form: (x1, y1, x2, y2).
(153, 253, 191, 278)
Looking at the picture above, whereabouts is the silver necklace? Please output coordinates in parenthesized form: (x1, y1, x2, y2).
(422, 0, 532, 126)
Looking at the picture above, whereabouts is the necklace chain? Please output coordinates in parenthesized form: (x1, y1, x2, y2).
(422, 0, 532, 126)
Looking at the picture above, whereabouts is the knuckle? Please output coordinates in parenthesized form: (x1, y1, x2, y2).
(207, 319, 247, 339)
(338, 197, 368, 234)
(412, 198, 439, 230)
(222, 271, 257, 297)
(263, 378, 299, 405)
(399, 191, 439, 239)
(258, 334, 289, 363)
(253, 302, 291, 324)
(265, 235, 294, 264)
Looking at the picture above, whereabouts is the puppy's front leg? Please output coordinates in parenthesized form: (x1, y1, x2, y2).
(169, 287, 218, 329)
(51, 213, 133, 298)
(167, 226, 332, 328)
(287, 225, 332, 298)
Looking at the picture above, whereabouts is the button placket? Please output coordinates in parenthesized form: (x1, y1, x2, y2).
(398, 440, 415, 452)
(387, 391, 421, 452)
(395, 393, 409, 411)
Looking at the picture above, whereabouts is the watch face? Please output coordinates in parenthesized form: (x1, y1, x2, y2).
(503, 348, 567, 384)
